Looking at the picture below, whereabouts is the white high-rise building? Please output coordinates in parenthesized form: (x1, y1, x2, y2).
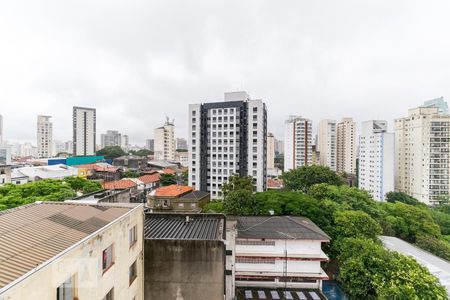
(336, 118, 357, 174)
(395, 106, 450, 205)
(37, 115, 53, 158)
(189, 91, 267, 199)
(0, 114, 3, 145)
(154, 118, 175, 161)
(267, 132, 275, 170)
(121, 134, 129, 150)
(73, 106, 96, 156)
(100, 130, 122, 149)
(358, 120, 394, 201)
(284, 116, 312, 171)
(317, 119, 337, 171)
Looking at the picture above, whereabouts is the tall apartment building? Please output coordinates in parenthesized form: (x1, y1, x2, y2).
(359, 120, 394, 201)
(37, 115, 53, 158)
(267, 132, 275, 169)
(395, 106, 450, 205)
(424, 96, 448, 114)
(274, 139, 284, 155)
(336, 118, 357, 174)
(146, 139, 154, 151)
(154, 119, 175, 161)
(73, 106, 96, 156)
(317, 119, 337, 171)
(101, 130, 122, 149)
(122, 134, 130, 150)
(176, 138, 188, 150)
(0, 114, 3, 145)
(284, 116, 312, 171)
(188, 91, 267, 199)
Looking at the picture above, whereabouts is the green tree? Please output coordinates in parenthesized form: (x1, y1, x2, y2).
(385, 191, 422, 206)
(203, 201, 224, 213)
(160, 173, 176, 186)
(129, 149, 153, 157)
(221, 174, 253, 198)
(96, 146, 126, 159)
(223, 190, 256, 215)
(281, 165, 344, 192)
(334, 210, 382, 242)
(415, 234, 450, 261)
(121, 170, 140, 178)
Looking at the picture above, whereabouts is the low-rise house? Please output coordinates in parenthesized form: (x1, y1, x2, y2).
(74, 162, 120, 181)
(138, 174, 161, 191)
(234, 216, 330, 297)
(113, 155, 147, 170)
(0, 165, 11, 186)
(144, 213, 227, 300)
(10, 164, 78, 184)
(147, 184, 210, 212)
(0, 202, 144, 300)
(267, 178, 283, 190)
(65, 188, 133, 204)
(146, 160, 178, 170)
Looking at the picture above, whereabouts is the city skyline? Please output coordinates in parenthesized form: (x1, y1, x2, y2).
(2, 1, 450, 144)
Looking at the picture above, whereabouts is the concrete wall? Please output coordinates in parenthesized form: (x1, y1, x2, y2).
(144, 239, 225, 300)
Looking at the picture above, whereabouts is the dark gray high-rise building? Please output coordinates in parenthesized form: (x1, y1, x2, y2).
(146, 139, 154, 151)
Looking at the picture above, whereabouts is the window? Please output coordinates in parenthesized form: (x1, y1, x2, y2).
(129, 260, 137, 286)
(57, 275, 77, 300)
(103, 288, 114, 300)
(102, 245, 114, 273)
(178, 203, 184, 208)
(129, 226, 137, 248)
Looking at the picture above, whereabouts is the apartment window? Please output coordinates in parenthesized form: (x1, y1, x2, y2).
(236, 240, 275, 246)
(129, 226, 137, 248)
(102, 244, 114, 273)
(253, 107, 257, 112)
(56, 275, 77, 300)
(129, 260, 138, 286)
(178, 203, 184, 208)
(103, 288, 114, 300)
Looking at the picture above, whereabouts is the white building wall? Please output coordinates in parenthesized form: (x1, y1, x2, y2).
(73, 107, 96, 156)
(154, 121, 175, 161)
(188, 104, 201, 190)
(317, 119, 337, 171)
(284, 116, 312, 171)
(37, 115, 53, 158)
(267, 133, 275, 169)
(337, 118, 357, 174)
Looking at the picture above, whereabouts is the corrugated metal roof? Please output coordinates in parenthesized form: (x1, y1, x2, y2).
(236, 287, 327, 300)
(0, 202, 133, 289)
(144, 213, 224, 240)
(236, 216, 330, 241)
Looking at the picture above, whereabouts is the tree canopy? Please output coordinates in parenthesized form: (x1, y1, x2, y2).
(96, 146, 126, 159)
(160, 173, 176, 186)
(281, 165, 344, 192)
(129, 149, 153, 157)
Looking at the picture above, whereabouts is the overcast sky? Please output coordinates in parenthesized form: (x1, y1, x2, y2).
(1, 0, 450, 145)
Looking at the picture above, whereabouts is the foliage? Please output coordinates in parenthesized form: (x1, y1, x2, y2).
(176, 149, 188, 152)
(385, 191, 422, 206)
(274, 154, 284, 171)
(333, 210, 382, 242)
(221, 174, 254, 198)
(0, 178, 101, 211)
(432, 207, 450, 235)
(202, 201, 224, 213)
(129, 149, 153, 157)
(121, 170, 140, 178)
(96, 146, 126, 159)
(160, 173, 176, 186)
(223, 190, 256, 215)
(415, 235, 450, 261)
(282, 165, 344, 192)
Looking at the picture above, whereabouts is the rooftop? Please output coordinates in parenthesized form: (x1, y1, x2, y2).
(152, 184, 193, 197)
(180, 190, 210, 200)
(144, 213, 225, 240)
(74, 162, 118, 172)
(138, 173, 161, 184)
(236, 287, 327, 300)
(236, 216, 330, 241)
(103, 179, 137, 189)
(0, 202, 137, 290)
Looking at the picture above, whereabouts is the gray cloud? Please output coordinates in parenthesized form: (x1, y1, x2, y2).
(1, 0, 450, 144)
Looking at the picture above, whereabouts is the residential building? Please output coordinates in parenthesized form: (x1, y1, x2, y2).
(317, 119, 337, 171)
(113, 155, 148, 170)
(176, 137, 188, 150)
(336, 117, 357, 174)
(0, 114, 3, 145)
(74, 162, 120, 181)
(267, 132, 275, 169)
(147, 184, 210, 212)
(0, 165, 11, 186)
(284, 115, 312, 171)
(10, 164, 78, 183)
(275, 139, 284, 155)
(234, 216, 329, 296)
(0, 146, 11, 165)
(154, 118, 175, 161)
(73, 106, 96, 156)
(144, 213, 227, 300)
(121, 134, 130, 150)
(0, 202, 144, 300)
(358, 120, 394, 201)
(37, 115, 53, 158)
(66, 188, 134, 204)
(424, 96, 449, 115)
(395, 106, 450, 205)
(175, 150, 189, 167)
(101, 130, 122, 149)
(145, 139, 154, 151)
(188, 91, 267, 199)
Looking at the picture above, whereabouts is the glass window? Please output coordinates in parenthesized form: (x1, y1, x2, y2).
(103, 288, 114, 300)
(129, 260, 137, 286)
(129, 226, 137, 247)
(102, 245, 114, 273)
(57, 275, 77, 300)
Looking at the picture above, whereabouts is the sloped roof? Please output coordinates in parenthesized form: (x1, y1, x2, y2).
(236, 216, 330, 241)
(0, 202, 135, 290)
(138, 174, 161, 184)
(74, 163, 118, 172)
(102, 179, 137, 189)
(154, 185, 192, 197)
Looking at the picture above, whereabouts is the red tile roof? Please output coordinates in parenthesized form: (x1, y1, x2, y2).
(154, 185, 193, 197)
(103, 179, 137, 189)
(138, 174, 161, 184)
(267, 178, 283, 189)
(162, 168, 176, 175)
(75, 163, 119, 172)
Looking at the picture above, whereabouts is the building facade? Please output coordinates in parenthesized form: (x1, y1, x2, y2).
(358, 120, 394, 201)
(154, 118, 175, 161)
(267, 132, 275, 170)
(424, 96, 449, 115)
(317, 119, 337, 171)
(0, 146, 11, 165)
(101, 130, 122, 149)
(188, 91, 267, 199)
(336, 117, 357, 174)
(145, 139, 154, 151)
(284, 116, 312, 171)
(73, 106, 96, 156)
(0, 114, 3, 145)
(37, 115, 53, 158)
(395, 106, 450, 205)
(176, 138, 188, 150)
(0, 165, 11, 186)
